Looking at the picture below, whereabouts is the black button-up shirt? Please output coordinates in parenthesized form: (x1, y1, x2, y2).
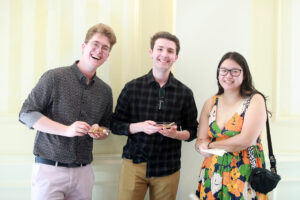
(111, 70, 198, 177)
(19, 61, 113, 164)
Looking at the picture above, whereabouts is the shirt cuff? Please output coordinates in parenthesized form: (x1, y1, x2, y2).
(185, 129, 197, 142)
(110, 120, 131, 136)
(19, 111, 43, 129)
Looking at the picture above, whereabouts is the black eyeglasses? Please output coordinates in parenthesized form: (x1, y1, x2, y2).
(218, 68, 242, 77)
(158, 88, 165, 110)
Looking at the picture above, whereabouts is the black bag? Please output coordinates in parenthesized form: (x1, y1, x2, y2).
(248, 115, 281, 194)
(249, 167, 281, 194)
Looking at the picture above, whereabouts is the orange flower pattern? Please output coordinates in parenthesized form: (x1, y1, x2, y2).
(196, 96, 268, 200)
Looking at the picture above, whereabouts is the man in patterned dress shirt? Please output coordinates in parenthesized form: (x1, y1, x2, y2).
(19, 23, 116, 200)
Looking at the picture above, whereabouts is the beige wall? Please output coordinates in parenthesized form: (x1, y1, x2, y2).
(175, 0, 300, 199)
(251, 1, 300, 198)
(0, 0, 173, 199)
(175, 0, 251, 199)
(1, 0, 299, 199)
(0, 0, 173, 155)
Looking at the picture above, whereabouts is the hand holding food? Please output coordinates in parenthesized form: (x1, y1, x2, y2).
(88, 126, 111, 135)
(88, 124, 111, 140)
(157, 122, 178, 139)
(156, 122, 176, 129)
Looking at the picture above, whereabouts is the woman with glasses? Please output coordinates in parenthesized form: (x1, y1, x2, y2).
(195, 52, 268, 199)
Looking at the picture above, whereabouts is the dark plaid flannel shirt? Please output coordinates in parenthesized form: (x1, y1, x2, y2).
(111, 70, 198, 177)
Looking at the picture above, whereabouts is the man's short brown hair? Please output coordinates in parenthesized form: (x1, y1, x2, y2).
(150, 32, 180, 55)
(84, 23, 117, 50)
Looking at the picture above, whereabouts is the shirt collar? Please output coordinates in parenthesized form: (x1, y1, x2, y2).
(71, 61, 96, 85)
(146, 69, 176, 88)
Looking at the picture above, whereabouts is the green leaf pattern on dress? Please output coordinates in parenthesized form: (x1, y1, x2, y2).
(196, 96, 268, 200)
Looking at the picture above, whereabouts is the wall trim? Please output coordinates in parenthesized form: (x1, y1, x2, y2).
(0, 154, 122, 164)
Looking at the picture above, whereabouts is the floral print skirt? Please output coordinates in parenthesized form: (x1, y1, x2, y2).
(196, 150, 268, 200)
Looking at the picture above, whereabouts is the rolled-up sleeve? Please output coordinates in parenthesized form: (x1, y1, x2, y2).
(19, 70, 54, 129)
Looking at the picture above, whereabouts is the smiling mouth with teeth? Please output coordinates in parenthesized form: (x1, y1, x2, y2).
(92, 55, 100, 60)
(159, 59, 169, 63)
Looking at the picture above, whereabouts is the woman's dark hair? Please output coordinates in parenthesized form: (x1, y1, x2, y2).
(216, 52, 256, 97)
(216, 52, 271, 115)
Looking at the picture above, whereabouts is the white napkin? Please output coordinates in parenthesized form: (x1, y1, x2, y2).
(200, 148, 226, 156)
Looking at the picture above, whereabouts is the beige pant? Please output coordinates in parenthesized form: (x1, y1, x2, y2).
(31, 163, 94, 200)
(118, 159, 180, 200)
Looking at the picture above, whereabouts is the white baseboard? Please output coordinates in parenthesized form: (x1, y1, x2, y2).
(0, 152, 299, 199)
(0, 154, 122, 200)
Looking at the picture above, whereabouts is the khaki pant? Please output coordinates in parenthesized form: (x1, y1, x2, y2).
(118, 159, 180, 200)
(31, 163, 94, 200)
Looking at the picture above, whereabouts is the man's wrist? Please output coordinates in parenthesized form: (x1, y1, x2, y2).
(129, 123, 139, 134)
(129, 123, 134, 134)
(172, 130, 179, 139)
(174, 130, 190, 141)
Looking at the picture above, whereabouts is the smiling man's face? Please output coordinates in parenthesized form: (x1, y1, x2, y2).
(149, 38, 178, 72)
(81, 33, 111, 71)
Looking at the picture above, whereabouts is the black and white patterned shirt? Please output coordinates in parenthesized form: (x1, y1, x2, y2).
(19, 61, 113, 164)
(111, 70, 198, 177)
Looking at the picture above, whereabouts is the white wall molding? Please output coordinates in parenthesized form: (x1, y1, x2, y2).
(1, 152, 299, 199)
(0, 154, 122, 199)
(264, 152, 300, 199)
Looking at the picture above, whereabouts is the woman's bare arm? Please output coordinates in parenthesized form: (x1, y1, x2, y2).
(209, 94, 267, 152)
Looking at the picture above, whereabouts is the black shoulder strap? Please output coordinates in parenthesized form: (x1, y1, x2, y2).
(247, 93, 278, 174)
(266, 114, 277, 173)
